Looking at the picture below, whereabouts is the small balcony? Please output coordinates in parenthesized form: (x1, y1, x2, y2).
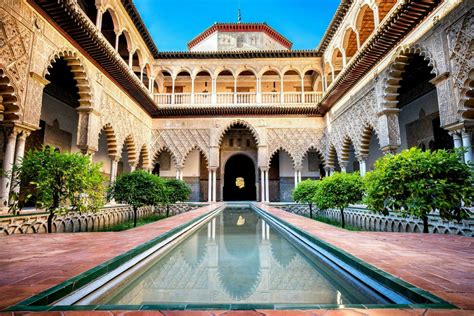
(153, 91, 323, 108)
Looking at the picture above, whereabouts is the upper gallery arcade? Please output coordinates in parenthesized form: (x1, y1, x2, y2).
(0, 0, 472, 206)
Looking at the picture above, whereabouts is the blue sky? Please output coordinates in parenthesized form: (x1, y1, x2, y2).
(134, 0, 340, 51)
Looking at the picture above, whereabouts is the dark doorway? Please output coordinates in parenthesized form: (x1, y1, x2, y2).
(223, 154, 256, 201)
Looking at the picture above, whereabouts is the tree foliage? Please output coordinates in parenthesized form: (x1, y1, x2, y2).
(162, 178, 191, 217)
(364, 148, 473, 233)
(313, 172, 364, 228)
(292, 179, 319, 218)
(16, 147, 105, 232)
(109, 170, 166, 226)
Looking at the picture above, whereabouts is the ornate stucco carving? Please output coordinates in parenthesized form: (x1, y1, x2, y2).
(151, 129, 210, 168)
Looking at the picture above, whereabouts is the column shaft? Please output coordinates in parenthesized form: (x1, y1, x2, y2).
(260, 169, 265, 202)
(208, 170, 212, 202)
(212, 169, 217, 202)
(265, 170, 269, 203)
(462, 132, 472, 163)
(109, 159, 119, 185)
(0, 131, 18, 208)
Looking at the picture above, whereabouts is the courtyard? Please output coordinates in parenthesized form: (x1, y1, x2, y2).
(1, 0, 473, 314)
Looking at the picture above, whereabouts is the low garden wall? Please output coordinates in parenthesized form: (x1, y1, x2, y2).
(271, 203, 474, 237)
(0, 203, 207, 235)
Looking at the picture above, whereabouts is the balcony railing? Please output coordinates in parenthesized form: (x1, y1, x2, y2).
(153, 92, 322, 106)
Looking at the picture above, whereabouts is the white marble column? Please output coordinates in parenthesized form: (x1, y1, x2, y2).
(234, 77, 238, 104)
(208, 169, 212, 202)
(96, 9, 104, 30)
(265, 170, 269, 203)
(128, 51, 133, 69)
(294, 169, 298, 188)
(0, 129, 19, 209)
(11, 131, 30, 197)
(359, 159, 367, 176)
(14, 131, 29, 165)
(298, 169, 302, 183)
(452, 132, 465, 162)
(176, 168, 180, 180)
(260, 168, 266, 202)
(256, 77, 261, 103)
(191, 77, 195, 104)
(212, 169, 217, 202)
(171, 77, 176, 105)
(280, 77, 284, 103)
(130, 164, 136, 172)
(114, 32, 120, 52)
(462, 131, 472, 164)
(211, 78, 217, 105)
(109, 157, 119, 185)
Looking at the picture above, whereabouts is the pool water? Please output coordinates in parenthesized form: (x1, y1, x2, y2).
(96, 208, 385, 305)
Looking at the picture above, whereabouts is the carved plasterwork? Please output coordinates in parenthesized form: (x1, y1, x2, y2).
(0, 7, 34, 121)
(97, 92, 150, 154)
(328, 89, 379, 159)
(151, 129, 210, 168)
(447, 9, 473, 121)
(266, 128, 326, 168)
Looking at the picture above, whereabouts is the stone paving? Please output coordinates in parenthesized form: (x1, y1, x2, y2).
(257, 203, 474, 311)
(1, 203, 473, 315)
(0, 204, 222, 310)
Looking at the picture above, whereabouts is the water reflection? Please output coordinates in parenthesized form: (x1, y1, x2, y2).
(99, 208, 352, 305)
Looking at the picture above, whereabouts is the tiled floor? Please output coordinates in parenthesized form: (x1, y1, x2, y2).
(257, 204, 474, 311)
(1, 203, 473, 315)
(0, 204, 223, 310)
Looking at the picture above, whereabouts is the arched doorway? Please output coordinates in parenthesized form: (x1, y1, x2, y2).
(223, 154, 256, 201)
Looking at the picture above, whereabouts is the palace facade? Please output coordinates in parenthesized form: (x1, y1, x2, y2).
(0, 0, 472, 207)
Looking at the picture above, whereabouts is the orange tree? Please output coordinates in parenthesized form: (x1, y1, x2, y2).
(292, 179, 319, 218)
(313, 172, 364, 228)
(364, 148, 473, 233)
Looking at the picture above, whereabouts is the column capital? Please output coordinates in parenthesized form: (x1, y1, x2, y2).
(78, 145, 96, 156)
(259, 166, 269, 172)
(356, 154, 368, 162)
(109, 155, 121, 162)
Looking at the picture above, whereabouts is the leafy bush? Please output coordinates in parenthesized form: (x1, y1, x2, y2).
(365, 148, 473, 233)
(109, 170, 166, 227)
(163, 178, 191, 217)
(292, 179, 319, 218)
(15, 147, 105, 233)
(313, 172, 364, 228)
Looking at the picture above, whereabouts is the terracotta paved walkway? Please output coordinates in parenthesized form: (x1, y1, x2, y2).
(257, 203, 474, 311)
(1, 203, 474, 316)
(0, 204, 222, 310)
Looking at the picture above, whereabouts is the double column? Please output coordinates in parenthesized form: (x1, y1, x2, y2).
(208, 167, 217, 203)
(260, 167, 269, 202)
(293, 168, 302, 188)
(451, 130, 473, 164)
(0, 127, 32, 211)
(176, 167, 183, 180)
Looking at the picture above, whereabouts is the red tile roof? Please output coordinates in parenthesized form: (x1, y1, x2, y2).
(187, 22, 293, 50)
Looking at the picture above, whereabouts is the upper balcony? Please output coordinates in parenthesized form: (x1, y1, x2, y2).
(152, 68, 324, 115)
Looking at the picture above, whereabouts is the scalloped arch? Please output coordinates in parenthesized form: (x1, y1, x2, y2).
(216, 119, 261, 146)
(267, 146, 297, 168)
(153, 146, 179, 168)
(0, 67, 20, 122)
(44, 49, 93, 109)
(181, 145, 209, 167)
(381, 44, 439, 109)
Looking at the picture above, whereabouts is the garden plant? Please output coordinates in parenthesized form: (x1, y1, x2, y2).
(365, 148, 473, 233)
